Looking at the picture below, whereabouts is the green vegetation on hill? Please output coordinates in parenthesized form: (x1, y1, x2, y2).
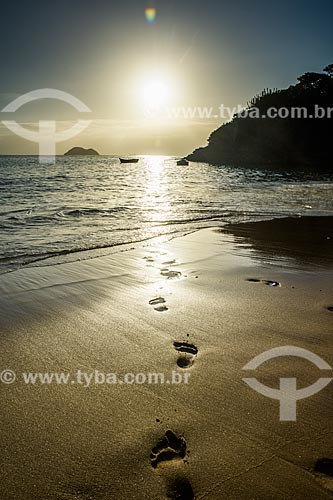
(187, 65, 333, 167)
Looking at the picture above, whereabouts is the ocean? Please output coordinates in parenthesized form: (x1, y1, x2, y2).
(1, 155, 332, 274)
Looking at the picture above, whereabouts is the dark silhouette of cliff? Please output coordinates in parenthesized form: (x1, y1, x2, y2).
(64, 147, 99, 156)
(187, 65, 333, 168)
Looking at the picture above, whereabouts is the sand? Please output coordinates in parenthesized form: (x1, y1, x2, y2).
(0, 216, 333, 500)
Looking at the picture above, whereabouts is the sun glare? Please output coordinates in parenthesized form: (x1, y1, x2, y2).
(142, 79, 170, 107)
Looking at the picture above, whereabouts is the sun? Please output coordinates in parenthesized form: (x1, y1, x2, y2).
(142, 79, 170, 108)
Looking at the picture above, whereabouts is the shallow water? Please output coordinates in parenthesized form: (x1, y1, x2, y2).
(0, 155, 332, 273)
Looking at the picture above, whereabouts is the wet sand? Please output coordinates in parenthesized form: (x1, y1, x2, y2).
(0, 217, 333, 500)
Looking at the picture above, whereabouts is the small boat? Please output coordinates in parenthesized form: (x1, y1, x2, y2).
(119, 158, 139, 164)
(176, 158, 189, 166)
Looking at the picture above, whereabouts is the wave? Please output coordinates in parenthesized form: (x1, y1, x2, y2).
(0, 226, 194, 274)
(0, 210, 304, 275)
(64, 207, 129, 217)
(0, 206, 132, 226)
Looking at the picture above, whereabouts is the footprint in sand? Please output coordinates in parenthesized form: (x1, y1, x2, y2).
(264, 280, 280, 287)
(151, 432, 195, 499)
(154, 305, 169, 312)
(166, 477, 195, 500)
(149, 297, 168, 312)
(150, 430, 187, 468)
(143, 256, 155, 263)
(247, 278, 281, 287)
(162, 259, 176, 265)
(161, 269, 182, 279)
(174, 342, 198, 369)
(314, 458, 333, 477)
(313, 458, 333, 491)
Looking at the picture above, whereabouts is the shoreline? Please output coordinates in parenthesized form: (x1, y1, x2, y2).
(2, 213, 333, 277)
(0, 217, 332, 499)
(186, 149, 333, 170)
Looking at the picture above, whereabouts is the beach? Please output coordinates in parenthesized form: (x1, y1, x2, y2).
(1, 216, 333, 500)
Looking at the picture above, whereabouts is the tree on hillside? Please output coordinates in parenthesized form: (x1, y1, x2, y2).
(324, 64, 333, 77)
(297, 72, 331, 93)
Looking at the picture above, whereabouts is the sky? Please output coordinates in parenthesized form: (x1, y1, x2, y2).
(0, 0, 332, 155)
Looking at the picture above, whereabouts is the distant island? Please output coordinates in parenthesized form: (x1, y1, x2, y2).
(64, 147, 99, 156)
(187, 65, 333, 168)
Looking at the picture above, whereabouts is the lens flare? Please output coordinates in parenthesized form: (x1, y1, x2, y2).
(145, 8, 156, 23)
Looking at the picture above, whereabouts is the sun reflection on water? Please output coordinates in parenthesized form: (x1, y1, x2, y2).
(142, 156, 172, 228)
